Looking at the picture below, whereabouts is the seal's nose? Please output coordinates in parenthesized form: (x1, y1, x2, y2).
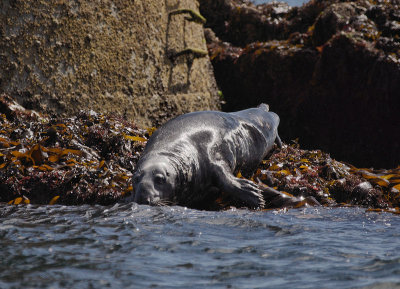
(135, 193, 151, 204)
(134, 182, 155, 204)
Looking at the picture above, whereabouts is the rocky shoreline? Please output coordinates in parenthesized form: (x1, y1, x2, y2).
(201, 0, 400, 169)
(1, 0, 399, 210)
(1, 94, 399, 211)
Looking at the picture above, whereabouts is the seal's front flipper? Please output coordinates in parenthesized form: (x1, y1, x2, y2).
(214, 166, 265, 208)
(234, 178, 266, 208)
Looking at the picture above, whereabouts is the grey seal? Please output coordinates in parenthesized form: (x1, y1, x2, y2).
(131, 104, 282, 209)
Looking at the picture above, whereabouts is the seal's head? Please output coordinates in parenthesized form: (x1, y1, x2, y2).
(132, 155, 177, 205)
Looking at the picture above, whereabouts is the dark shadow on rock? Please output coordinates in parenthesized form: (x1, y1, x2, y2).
(201, 0, 400, 168)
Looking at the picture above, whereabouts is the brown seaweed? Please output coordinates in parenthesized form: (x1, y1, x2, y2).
(1, 93, 399, 211)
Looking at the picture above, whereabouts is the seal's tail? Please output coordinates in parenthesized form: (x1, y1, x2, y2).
(257, 103, 269, 112)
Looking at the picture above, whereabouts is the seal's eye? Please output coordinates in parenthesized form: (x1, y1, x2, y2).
(154, 174, 166, 185)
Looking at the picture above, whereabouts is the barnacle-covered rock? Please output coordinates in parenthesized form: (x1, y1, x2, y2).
(0, 0, 220, 127)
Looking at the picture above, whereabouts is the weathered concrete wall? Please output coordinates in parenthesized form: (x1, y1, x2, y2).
(0, 0, 219, 126)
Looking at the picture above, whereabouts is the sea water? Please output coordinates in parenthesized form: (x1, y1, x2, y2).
(1, 204, 399, 288)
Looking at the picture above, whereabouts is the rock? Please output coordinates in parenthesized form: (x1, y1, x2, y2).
(312, 2, 359, 46)
(202, 0, 400, 168)
(0, 0, 220, 127)
(1, 93, 398, 209)
(199, 0, 293, 46)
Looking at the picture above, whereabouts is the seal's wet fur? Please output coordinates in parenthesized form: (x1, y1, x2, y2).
(131, 104, 282, 209)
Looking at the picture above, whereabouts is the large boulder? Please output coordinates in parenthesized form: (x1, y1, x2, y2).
(0, 0, 220, 127)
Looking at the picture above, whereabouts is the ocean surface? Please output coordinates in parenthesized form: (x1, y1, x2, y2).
(252, 0, 308, 6)
(1, 204, 399, 289)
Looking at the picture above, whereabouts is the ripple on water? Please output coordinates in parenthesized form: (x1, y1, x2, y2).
(1, 204, 400, 288)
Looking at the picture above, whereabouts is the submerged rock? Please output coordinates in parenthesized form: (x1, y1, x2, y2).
(201, 0, 400, 168)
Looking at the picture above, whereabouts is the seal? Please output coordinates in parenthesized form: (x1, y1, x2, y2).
(131, 104, 282, 209)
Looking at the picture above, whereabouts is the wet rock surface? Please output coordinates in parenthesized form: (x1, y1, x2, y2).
(1, 94, 399, 212)
(201, 0, 400, 168)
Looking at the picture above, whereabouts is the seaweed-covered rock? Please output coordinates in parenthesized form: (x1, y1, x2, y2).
(1, 94, 399, 211)
(254, 143, 392, 209)
(313, 3, 355, 42)
(202, 0, 400, 168)
(0, 94, 145, 205)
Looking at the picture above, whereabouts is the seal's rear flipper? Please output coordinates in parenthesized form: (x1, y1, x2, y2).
(257, 179, 321, 209)
(257, 103, 269, 112)
(275, 134, 282, 148)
